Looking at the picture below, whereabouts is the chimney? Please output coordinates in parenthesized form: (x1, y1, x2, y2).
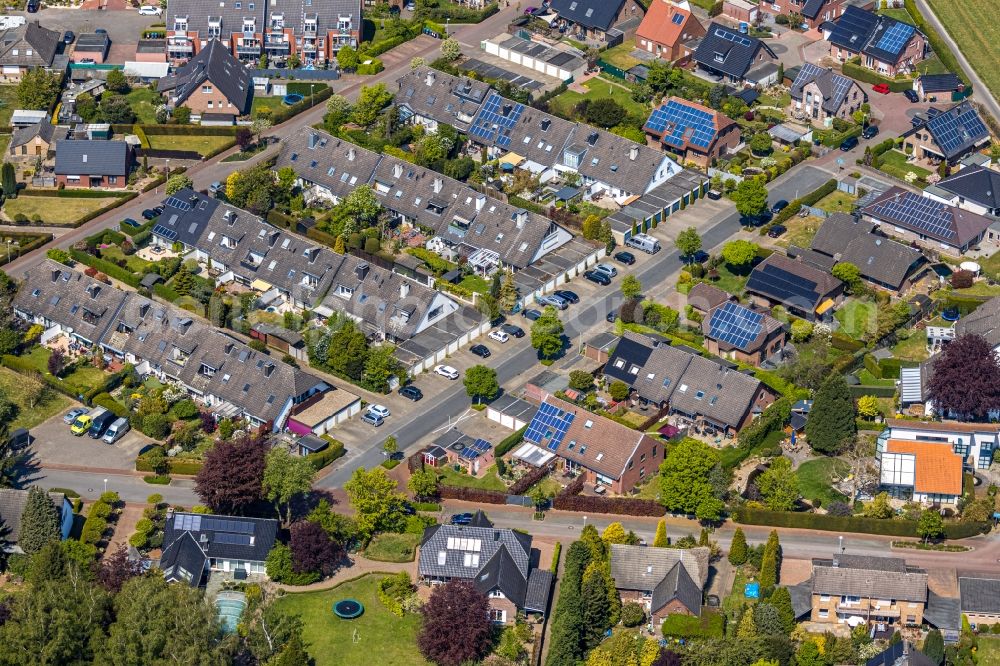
(264, 362, 274, 377)
(139, 302, 150, 318)
(425, 70, 435, 86)
(832, 555, 839, 568)
(355, 262, 369, 281)
(348, 147, 356, 161)
(225, 341, 235, 354)
(433, 177, 443, 194)
(629, 146, 638, 161)
(476, 193, 486, 211)
(393, 162, 403, 178)
(515, 209, 528, 229)
(51, 268, 60, 282)
(400, 282, 410, 299)
(308, 132, 318, 149)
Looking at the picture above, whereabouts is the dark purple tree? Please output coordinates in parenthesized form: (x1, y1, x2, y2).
(199, 410, 217, 434)
(47, 348, 65, 377)
(928, 334, 1000, 420)
(0, 598, 11, 626)
(417, 581, 492, 666)
(651, 650, 683, 666)
(289, 520, 342, 577)
(94, 544, 145, 594)
(194, 434, 267, 514)
(236, 128, 254, 151)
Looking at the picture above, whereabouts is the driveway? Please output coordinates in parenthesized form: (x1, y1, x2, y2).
(9, 7, 157, 46)
(29, 406, 154, 472)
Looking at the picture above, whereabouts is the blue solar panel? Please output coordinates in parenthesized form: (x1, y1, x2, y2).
(152, 224, 177, 241)
(164, 196, 192, 211)
(874, 21, 914, 55)
(927, 103, 989, 159)
(708, 301, 764, 351)
(645, 99, 717, 150)
(714, 26, 751, 47)
(468, 93, 524, 149)
(524, 402, 575, 452)
(867, 191, 955, 240)
(671, 12, 683, 24)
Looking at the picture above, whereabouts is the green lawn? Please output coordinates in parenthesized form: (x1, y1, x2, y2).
(525, 475, 563, 499)
(8, 346, 111, 400)
(437, 464, 507, 492)
(458, 274, 491, 295)
(126, 87, 163, 125)
(0, 365, 71, 430)
(796, 458, 849, 508)
(100, 245, 155, 274)
(549, 78, 649, 121)
(891, 331, 930, 362)
(877, 7, 913, 24)
(4, 195, 118, 226)
(857, 369, 895, 386)
(878, 150, 931, 182)
(758, 91, 792, 108)
(146, 134, 234, 156)
(693, 262, 749, 296)
(251, 96, 287, 119)
(272, 574, 430, 666)
(835, 299, 877, 340)
(363, 532, 421, 562)
(915, 56, 950, 76)
(777, 215, 822, 249)
(0, 85, 18, 127)
(954, 282, 1000, 299)
(601, 40, 641, 71)
(814, 191, 857, 214)
(977, 637, 1000, 666)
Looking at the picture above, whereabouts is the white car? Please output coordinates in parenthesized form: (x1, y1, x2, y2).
(138, 5, 163, 15)
(367, 404, 390, 419)
(488, 330, 509, 343)
(434, 364, 460, 380)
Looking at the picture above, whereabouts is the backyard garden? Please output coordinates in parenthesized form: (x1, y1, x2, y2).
(3, 193, 123, 226)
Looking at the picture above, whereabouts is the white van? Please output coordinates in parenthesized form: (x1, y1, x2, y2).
(138, 5, 163, 15)
(102, 417, 130, 444)
(626, 233, 661, 254)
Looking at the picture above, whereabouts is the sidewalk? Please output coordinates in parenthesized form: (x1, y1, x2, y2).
(270, 554, 416, 592)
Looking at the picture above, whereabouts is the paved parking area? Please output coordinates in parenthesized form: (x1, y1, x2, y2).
(29, 406, 154, 471)
(9, 8, 155, 46)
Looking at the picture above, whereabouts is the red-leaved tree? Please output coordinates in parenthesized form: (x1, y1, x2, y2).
(194, 434, 267, 514)
(928, 334, 1000, 420)
(289, 520, 342, 577)
(417, 581, 492, 666)
(94, 544, 145, 594)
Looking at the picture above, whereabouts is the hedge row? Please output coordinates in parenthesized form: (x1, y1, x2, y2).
(152, 282, 180, 302)
(92, 392, 130, 418)
(20, 188, 133, 199)
(496, 425, 527, 457)
(508, 464, 551, 496)
(141, 174, 168, 193)
(266, 209, 296, 230)
(80, 493, 120, 546)
(69, 248, 141, 288)
(138, 148, 204, 160)
(137, 125, 239, 136)
(552, 493, 665, 516)
(420, 1, 498, 22)
(841, 59, 914, 92)
(1, 354, 80, 401)
(878, 357, 918, 380)
(118, 218, 154, 237)
(268, 86, 333, 126)
(0, 232, 52, 267)
(71, 192, 138, 228)
(135, 448, 204, 475)
(831, 331, 865, 352)
(732, 507, 989, 539)
(903, 0, 965, 85)
(439, 485, 508, 505)
(306, 438, 346, 470)
(82, 365, 133, 406)
(201, 138, 238, 161)
(377, 574, 407, 617)
(848, 385, 897, 398)
(85, 227, 126, 247)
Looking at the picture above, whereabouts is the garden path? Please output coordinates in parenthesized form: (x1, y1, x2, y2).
(270, 555, 416, 593)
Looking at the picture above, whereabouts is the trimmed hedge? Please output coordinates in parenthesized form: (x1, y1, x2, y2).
(552, 493, 665, 516)
(842, 59, 913, 92)
(863, 354, 882, 379)
(139, 125, 239, 136)
(306, 438, 346, 470)
(902, 0, 964, 85)
(69, 249, 141, 288)
(82, 364, 133, 406)
(135, 448, 204, 475)
(20, 188, 134, 199)
(118, 219, 154, 237)
(831, 331, 865, 352)
(878, 357, 918, 380)
(496, 425, 527, 457)
(92, 392, 130, 418)
(848, 385, 897, 398)
(420, 1, 498, 22)
(732, 507, 989, 539)
(267, 210, 295, 230)
(439, 485, 508, 505)
(0, 232, 52, 267)
(267, 86, 333, 125)
(768, 179, 838, 230)
(508, 464, 551, 496)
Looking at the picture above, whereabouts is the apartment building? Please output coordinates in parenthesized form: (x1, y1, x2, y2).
(809, 554, 928, 628)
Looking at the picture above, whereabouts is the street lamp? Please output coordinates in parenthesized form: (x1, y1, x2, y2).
(445, 18, 450, 35)
(103, 478, 108, 493)
(310, 83, 315, 106)
(165, 158, 170, 179)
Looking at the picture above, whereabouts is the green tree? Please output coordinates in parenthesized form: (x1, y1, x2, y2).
(324, 93, 352, 128)
(333, 235, 346, 254)
(759, 530, 780, 589)
(362, 343, 400, 393)
(581, 562, 612, 648)
(498, 272, 519, 312)
(165, 174, 193, 195)
(16, 68, 61, 109)
(585, 98, 625, 128)
(343, 466, 405, 541)
(582, 214, 602, 240)
(351, 83, 393, 127)
(531, 306, 564, 359)
(105, 69, 130, 93)
(918, 508, 944, 542)
(923, 629, 945, 665)
(832, 262, 862, 292)
(340, 184, 382, 228)
(601, 522, 628, 545)
(795, 640, 824, 666)
(728, 527, 748, 565)
(653, 519, 668, 547)
(608, 380, 630, 402)
(440, 37, 461, 61)
(768, 586, 795, 634)
(463, 364, 499, 404)
(790, 319, 813, 343)
(382, 435, 397, 458)
(408, 468, 439, 500)
(173, 106, 192, 125)
(806, 374, 856, 454)
(675, 226, 702, 261)
(18, 486, 61, 555)
(263, 446, 315, 525)
(172, 266, 195, 296)
(658, 438, 721, 516)
(721, 240, 759, 268)
(749, 132, 773, 155)
(98, 93, 136, 124)
(737, 607, 758, 639)
(756, 457, 799, 511)
(621, 275, 642, 300)
(336, 44, 360, 71)
(856, 394, 881, 420)
(1, 162, 16, 198)
(732, 178, 769, 218)
(568, 370, 594, 392)
(863, 491, 894, 519)
(599, 220, 614, 254)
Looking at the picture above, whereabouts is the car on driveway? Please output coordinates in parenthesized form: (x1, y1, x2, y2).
(613, 251, 635, 265)
(585, 270, 611, 286)
(606, 310, 617, 323)
(399, 385, 423, 401)
(767, 224, 787, 238)
(138, 5, 163, 15)
(554, 289, 578, 304)
(872, 83, 890, 94)
(434, 364, 460, 380)
(361, 412, 384, 426)
(63, 31, 75, 44)
(141, 209, 159, 220)
(488, 329, 509, 343)
(367, 404, 390, 419)
(862, 124, 879, 139)
(522, 308, 542, 321)
(771, 199, 789, 214)
(470, 344, 491, 358)
(840, 136, 859, 152)
(64, 407, 88, 425)
(537, 295, 567, 310)
(594, 263, 618, 278)
(903, 89, 919, 103)
(450, 513, 473, 525)
(70, 414, 93, 436)
(500, 323, 524, 338)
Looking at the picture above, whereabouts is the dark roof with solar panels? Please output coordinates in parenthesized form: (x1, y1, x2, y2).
(163, 512, 278, 563)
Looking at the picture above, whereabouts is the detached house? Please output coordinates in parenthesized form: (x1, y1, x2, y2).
(157, 39, 253, 117)
(825, 6, 927, 76)
(807, 554, 928, 628)
(0, 489, 74, 554)
(860, 186, 991, 256)
(702, 301, 785, 366)
(692, 23, 778, 86)
(879, 438, 963, 505)
(643, 97, 740, 167)
(0, 20, 61, 80)
(789, 63, 866, 127)
(745, 253, 843, 320)
(763, 0, 848, 30)
(635, 0, 705, 63)
(610, 545, 709, 622)
(54, 139, 132, 190)
(549, 0, 644, 44)
(901, 102, 990, 165)
(160, 511, 278, 586)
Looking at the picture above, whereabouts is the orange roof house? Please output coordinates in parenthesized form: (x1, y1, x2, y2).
(881, 439, 964, 503)
(635, 0, 706, 62)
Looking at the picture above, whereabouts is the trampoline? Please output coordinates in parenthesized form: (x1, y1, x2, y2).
(282, 93, 304, 105)
(333, 599, 364, 619)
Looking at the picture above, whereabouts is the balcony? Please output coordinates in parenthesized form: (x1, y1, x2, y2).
(835, 603, 900, 617)
(264, 39, 290, 51)
(301, 41, 318, 52)
(236, 43, 262, 55)
(167, 40, 194, 52)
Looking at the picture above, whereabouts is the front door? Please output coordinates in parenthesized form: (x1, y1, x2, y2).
(222, 560, 230, 572)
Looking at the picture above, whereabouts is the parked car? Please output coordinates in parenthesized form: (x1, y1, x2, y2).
(102, 417, 130, 444)
(522, 308, 542, 321)
(862, 124, 880, 139)
(872, 83, 890, 94)
(26, 0, 38, 12)
(706, 189, 722, 200)
(64, 407, 88, 425)
(121, 217, 141, 228)
(594, 263, 618, 278)
(404, 1, 416, 9)
(606, 310, 617, 323)
(209, 181, 223, 196)
(450, 513, 473, 525)
(138, 5, 162, 15)
(613, 251, 635, 265)
(771, 199, 789, 214)
(434, 364, 460, 380)
(399, 385, 423, 401)
(537, 295, 567, 310)
(523, 6, 537, 14)
(840, 136, 859, 152)
(63, 30, 75, 44)
(488, 329, 509, 343)
(361, 411, 384, 426)
(903, 89, 919, 103)
(470, 344, 491, 358)
(554, 290, 579, 304)
(767, 224, 787, 238)
(367, 404, 391, 419)
(585, 270, 611, 286)
(70, 414, 92, 436)
(88, 410, 116, 439)
(141, 209, 159, 220)
(626, 233, 661, 254)
(500, 323, 524, 338)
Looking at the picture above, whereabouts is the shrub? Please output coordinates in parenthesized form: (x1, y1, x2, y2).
(495, 426, 527, 457)
(438, 485, 508, 505)
(305, 438, 346, 470)
(732, 506, 988, 539)
(552, 493, 664, 516)
(621, 602, 645, 627)
(508, 465, 551, 496)
(377, 572, 415, 617)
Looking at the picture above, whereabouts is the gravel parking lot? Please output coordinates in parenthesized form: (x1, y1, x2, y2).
(29, 406, 154, 471)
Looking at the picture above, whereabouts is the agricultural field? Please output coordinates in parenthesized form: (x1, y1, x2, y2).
(925, 0, 1000, 101)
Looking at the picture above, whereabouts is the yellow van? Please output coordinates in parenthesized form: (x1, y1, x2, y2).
(70, 414, 92, 436)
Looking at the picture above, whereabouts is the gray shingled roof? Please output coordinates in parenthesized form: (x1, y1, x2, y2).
(525, 569, 554, 613)
(551, 0, 626, 32)
(925, 590, 961, 630)
(395, 67, 490, 130)
(812, 559, 927, 602)
(159, 531, 207, 587)
(960, 576, 1000, 614)
(275, 130, 382, 203)
(158, 39, 252, 115)
(936, 165, 1000, 212)
(955, 295, 1000, 348)
(10, 120, 64, 150)
(694, 23, 776, 79)
(610, 544, 710, 589)
(0, 20, 60, 68)
(651, 560, 703, 616)
(474, 545, 528, 606)
(54, 140, 130, 177)
(166, 0, 266, 46)
(810, 213, 925, 289)
(790, 63, 862, 115)
(0, 489, 67, 545)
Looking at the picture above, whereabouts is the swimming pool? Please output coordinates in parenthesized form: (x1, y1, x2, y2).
(215, 592, 247, 634)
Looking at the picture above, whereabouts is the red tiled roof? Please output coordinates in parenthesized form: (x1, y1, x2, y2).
(885, 439, 963, 496)
(637, 0, 700, 50)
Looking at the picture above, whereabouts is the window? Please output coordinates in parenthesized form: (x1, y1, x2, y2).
(639, 467, 645, 477)
(489, 589, 504, 598)
(820, 594, 830, 602)
(202, 85, 212, 94)
(818, 609, 829, 618)
(108, 176, 117, 184)
(489, 609, 506, 623)
(640, 453, 646, 462)
(906, 615, 916, 624)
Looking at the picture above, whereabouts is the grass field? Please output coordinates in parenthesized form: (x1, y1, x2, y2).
(8, 346, 110, 400)
(146, 134, 234, 155)
(796, 457, 849, 507)
(0, 366, 71, 431)
(99, 245, 155, 274)
(776, 215, 822, 249)
(251, 96, 287, 118)
(126, 87, 162, 125)
(437, 464, 506, 491)
(0, 86, 18, 127)
(835, 299, 877, 340)
(273, 574, 430, 666)
(549, 78, 650, 121)
(601, 40, 642, 71)
(363, 532, 421, 562)
(3, 195, 118, 226)
(891, 331, 930, 362)
(877, 7, 913, 24)
(814, 191, 856, 214)
(878, 150, 931, 182)
(925, 0, 1000, 102)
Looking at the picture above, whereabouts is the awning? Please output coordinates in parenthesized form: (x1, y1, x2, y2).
(815, 298, 835, 315)
(123, 61, 170, 79)
(250, 279, 272, 292)
(658, 424, 681, 438)
(513, 442, 555, 467)
(499, 152, 525, 167)
(286, 418, 313, 436)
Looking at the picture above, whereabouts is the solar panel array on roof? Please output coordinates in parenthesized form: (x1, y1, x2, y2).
(708, 302, 764, 350)
(469, 93, 525, 149)
(460, 438, 493, 460)
(867, 192, 956, 239)
(202, 517, 256, 533)
(214, 533, 252, 545)
(714, 26, 751, 47)
(164, 196, 193, 211)
(645, 99, 716, 149)
(152, 224, 178, 241)
(747, 263, 822, 306)
(525, 402, 576, 452)
(174, 513, 202, 531)
(928, 104, 989, 158)
(875, 21, 914, 55)
(671, 12, 684, 24)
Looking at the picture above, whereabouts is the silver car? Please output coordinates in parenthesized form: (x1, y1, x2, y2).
(537, 294, 568, 310)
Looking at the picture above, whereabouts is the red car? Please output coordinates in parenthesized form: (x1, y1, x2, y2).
(872, 83, 891, 94)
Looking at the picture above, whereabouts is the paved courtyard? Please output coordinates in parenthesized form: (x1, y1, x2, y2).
(29, 405, 155, 472)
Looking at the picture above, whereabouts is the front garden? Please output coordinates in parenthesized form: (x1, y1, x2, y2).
(3, 191, 135, 227)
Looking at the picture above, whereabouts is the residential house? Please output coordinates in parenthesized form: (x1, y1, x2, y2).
(686, 282, 732, 316)
(431, 429, 495, 477)
(789, 63, 866, 126)
(883, 418, 1000, 471)
(0, 20, 61, 80)
(900, 102, 990, 165)
(763, 0, 847, 30)
(418, 516, 553, 623)
(0, 489, 74, 554)
(959, 576, 1000, 628)
(603, 331, 775, 434)
(916, 73, 964, 101)
(925, 165, 1000, 218)
(166, 0, 266, 63)
(879, 438, 963, 504)
(157, 39, 253, 117)
(8, 120, 67, 159)
(54, 139, 132, 189)
(160, 510, 279, 586)
(643, 96, 741, 167)
(808, 554, 928, 627)
(807, 212, 927, 291)
(276, 131, 383, 206)
(549, 0, 644, 44)
(72, 32, 110, 64)
(635, 0, 706, 63)
(866, 643, 938, 666)
(519, 395, 663, 492)
(610, 545, 709, 622)
(702, 301, 785, 366)
(825, 6, 927, 76)
(745, 252, 844, 320)
(395, 67, 491, 132)
(859, 186, 991, 256)
(692, 23, 779, 85)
